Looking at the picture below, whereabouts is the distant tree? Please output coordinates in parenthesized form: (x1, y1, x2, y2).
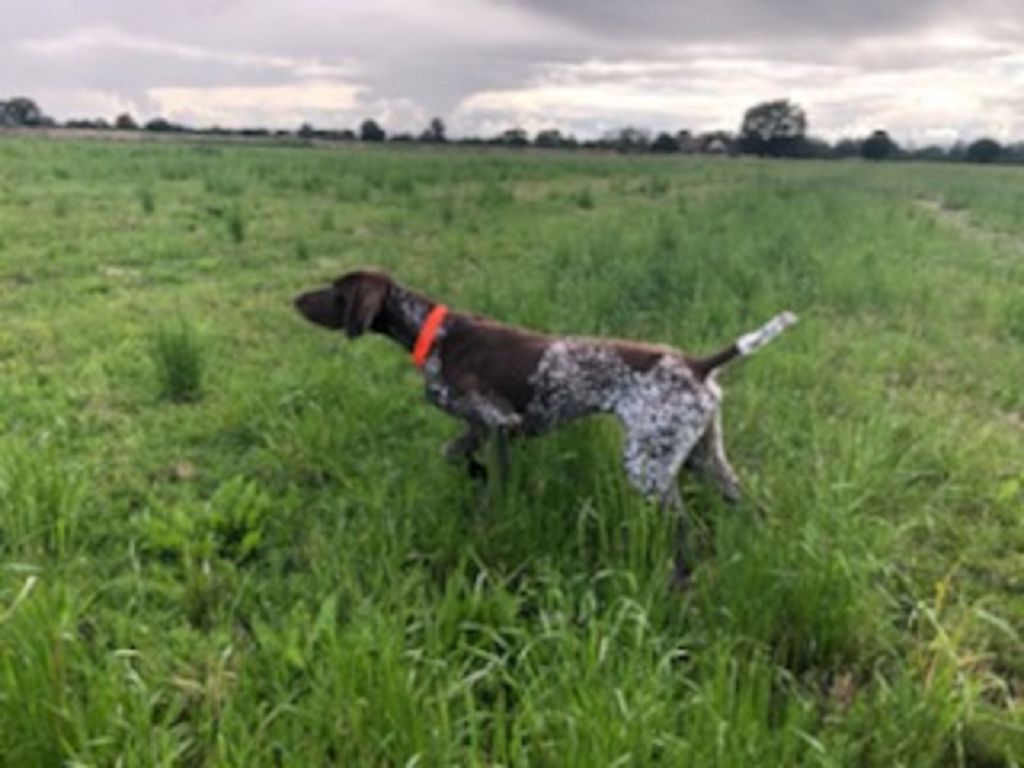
(966, 137, 1002, 163)
(697, 131, 734, 155)
(947, 141, 967, 162)
(389, 132, 415, 143)
(908, 145, 949, 162)
(65, 117, 109, 130)
(676, 130, 698, 154)
(650, 132, 679, 153)
(0, 96, 49, 126)
(739, 99, 807, 157)
(802, 137, 832, 159)
(496, 127, 529, 147)
(605, 126, 650, 153)
(360, 119, 386, 142)
(115, 112, 138, 130)
(298, 122, 315, 138)
(419, 117, 446, 143)
(534, 128, 564, 148)
(1005, 142, 1024, 164)
(861, 129, 898, 160)
(831, 138, 862, 159)
(144, 117, 183, 132)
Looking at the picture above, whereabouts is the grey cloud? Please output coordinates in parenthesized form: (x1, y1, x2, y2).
(502, 0, 950, 44)
(2, 0, 576, 117)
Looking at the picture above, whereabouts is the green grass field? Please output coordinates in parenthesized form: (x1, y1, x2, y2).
(0, 136, 1021, 766)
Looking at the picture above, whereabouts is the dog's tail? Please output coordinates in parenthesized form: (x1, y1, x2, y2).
(690, 311, 798, 379)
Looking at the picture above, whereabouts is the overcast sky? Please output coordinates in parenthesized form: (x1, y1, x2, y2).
(3, 1, 1023, 144)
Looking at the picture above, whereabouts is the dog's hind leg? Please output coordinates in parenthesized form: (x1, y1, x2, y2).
(659, 482, 695, 588)
(621, 423, 704, 589)
(686, 409, 741, 503)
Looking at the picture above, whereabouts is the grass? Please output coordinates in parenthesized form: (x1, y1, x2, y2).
(150, 320, 205, 403)
(140, 185, 156, 215)
(0, 135, 1021, 765)
(226, 203, 246, 243)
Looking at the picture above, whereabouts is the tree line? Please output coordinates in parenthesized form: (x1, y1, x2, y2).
(1, 95, 1019, 165)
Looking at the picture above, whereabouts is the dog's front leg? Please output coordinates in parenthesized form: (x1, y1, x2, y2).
(444, 421, 490, 481)
(493, 426, 512, 491)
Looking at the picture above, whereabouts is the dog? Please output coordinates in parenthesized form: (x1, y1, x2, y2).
(294, 269, 797, 582)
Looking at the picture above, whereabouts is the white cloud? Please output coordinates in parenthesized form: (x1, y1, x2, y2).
(27, 87, 138, 122)
(454, 24, 1024, 143)
(148, 80, 364, 127)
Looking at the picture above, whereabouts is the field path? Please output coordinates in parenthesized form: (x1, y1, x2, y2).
(916, 198, 1024, 434)
(916, 198, 1024, 258)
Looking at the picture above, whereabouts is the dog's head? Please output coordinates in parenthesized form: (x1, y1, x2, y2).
(294, 270, 392, 338)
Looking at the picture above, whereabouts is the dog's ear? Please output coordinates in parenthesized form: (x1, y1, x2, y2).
(336, 272, 389, 338)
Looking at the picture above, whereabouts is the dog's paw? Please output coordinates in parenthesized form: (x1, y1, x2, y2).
(467, 459, 488, 482)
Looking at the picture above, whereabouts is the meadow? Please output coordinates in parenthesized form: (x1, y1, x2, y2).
(0, 135, 1021, 766)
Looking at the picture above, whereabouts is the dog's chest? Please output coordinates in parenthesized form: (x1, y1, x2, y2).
(422, 353, 455, 408)
(421, 353, 520, 428)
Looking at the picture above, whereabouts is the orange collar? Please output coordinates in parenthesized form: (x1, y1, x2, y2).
(411, 304, 449, 368)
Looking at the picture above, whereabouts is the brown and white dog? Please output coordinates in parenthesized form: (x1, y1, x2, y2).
(295, 269, 797, 582)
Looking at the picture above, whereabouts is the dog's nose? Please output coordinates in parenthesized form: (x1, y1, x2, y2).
(294, 289, 341, 329)
(294, 292, 312, 312)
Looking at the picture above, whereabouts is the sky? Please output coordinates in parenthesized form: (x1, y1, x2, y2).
(3, 0, 1023, 144)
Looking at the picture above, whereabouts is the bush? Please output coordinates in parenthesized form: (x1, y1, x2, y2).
(227, 204, 246, 243)
(139, 186, 155, 214)
(150, 321, 204, 403)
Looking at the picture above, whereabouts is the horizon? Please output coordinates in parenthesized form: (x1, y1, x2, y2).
(4, 1, 1023, 145)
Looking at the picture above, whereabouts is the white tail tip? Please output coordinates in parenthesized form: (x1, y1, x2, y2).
(736, 311, 798, 355)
